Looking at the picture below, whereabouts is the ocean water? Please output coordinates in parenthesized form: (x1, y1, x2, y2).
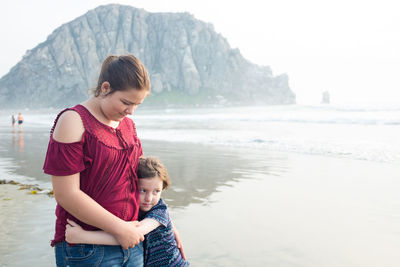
(132, 104, 400, 164)
(1, 103, 399, 187)
(1, 103, 399, 186)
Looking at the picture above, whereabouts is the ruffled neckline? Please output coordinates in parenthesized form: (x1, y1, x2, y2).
(76, 104, 124, 131)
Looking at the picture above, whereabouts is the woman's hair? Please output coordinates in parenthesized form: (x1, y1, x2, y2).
(93, 54, 150, 96)
(137, 157, 170, 190)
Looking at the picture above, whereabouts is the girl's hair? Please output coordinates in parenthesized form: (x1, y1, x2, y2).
(137, 157, 170, 190)
(93, 54, 150, 96)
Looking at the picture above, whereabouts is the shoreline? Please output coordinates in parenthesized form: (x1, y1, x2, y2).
(0, 183, 50, 201)
(0, 179, 53, 196)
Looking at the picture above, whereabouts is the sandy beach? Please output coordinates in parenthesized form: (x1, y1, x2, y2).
(0, 184, 56, 266)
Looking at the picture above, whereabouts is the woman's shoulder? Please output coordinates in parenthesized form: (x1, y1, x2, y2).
(52, 109, 85, 143)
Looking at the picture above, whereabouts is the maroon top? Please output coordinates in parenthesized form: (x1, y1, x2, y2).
(43, 104, 142, 246)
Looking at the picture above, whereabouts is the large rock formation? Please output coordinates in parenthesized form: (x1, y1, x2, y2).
(0, 4, 295, 108)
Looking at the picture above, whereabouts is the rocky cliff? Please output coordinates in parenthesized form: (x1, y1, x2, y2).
(0, 4, 295, 108)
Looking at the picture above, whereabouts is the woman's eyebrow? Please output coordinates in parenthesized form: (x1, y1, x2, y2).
(121, 98, 139, 105)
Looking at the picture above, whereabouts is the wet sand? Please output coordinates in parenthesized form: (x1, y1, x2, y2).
(173, 153, 400, 267)
(0, 184, 56, 266)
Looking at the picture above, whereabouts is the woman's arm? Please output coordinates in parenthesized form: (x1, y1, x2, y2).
(52, 111, 144, 249)
(53, 173, 144, 248)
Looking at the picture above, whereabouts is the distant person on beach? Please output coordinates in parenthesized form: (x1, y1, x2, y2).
(11, 114, 16, 126)
(17, 112, 23, 125)
(65, 157, 189, 266)
(42, 54, 186, 266)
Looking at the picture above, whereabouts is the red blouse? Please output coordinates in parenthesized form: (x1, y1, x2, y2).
(43, 104, 142, 246)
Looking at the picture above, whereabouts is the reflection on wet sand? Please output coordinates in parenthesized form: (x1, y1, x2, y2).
(0, 126, 50, 183)
(18, 129, 24, 152)
(11, 127, 24, 152)
(2, 126, 289, 210)
(142, 140, 289, 208)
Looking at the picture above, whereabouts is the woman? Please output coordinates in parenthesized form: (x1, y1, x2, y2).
(43, 54, 150, 266)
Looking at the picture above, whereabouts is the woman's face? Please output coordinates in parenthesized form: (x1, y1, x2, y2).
(100, 87, 148, 122)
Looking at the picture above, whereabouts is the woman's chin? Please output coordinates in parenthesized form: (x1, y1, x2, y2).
(115, 114, 125, 121)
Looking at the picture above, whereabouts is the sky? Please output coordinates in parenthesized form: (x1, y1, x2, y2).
(1, 0, 399, 105)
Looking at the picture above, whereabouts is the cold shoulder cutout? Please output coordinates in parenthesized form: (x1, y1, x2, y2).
(52, 110, 85, 143)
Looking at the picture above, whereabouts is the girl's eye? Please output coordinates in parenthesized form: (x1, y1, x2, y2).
(140, 189, 145, 193)
(154, 190, 161, 194)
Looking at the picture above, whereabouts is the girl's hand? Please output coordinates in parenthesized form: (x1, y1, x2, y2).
(114, 221, 144, 250)
(65, 219, 84, 244)
(173, 225, 186, 260)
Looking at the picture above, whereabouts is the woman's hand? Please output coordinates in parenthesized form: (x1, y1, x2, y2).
(114, 220, 144, 250)
(173, 224, 186, 260)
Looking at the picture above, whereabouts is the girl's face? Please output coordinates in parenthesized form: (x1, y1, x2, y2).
(139, 176, 163, 212)
(100, 87, 148, 122)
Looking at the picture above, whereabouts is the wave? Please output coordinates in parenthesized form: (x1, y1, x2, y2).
(133, 104, 400, 126)
(3, 104, 400, 127)
(138, 128, 400, 165)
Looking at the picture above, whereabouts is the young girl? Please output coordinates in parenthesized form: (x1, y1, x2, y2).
(65, 157, 189, 266)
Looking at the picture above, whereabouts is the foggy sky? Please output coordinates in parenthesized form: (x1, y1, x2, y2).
(1, 0, 399, 104)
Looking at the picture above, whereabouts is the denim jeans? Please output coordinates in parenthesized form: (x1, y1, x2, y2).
(55, 242, 143, 267)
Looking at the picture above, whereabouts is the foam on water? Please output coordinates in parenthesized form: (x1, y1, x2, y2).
(132, 104, 400, 164)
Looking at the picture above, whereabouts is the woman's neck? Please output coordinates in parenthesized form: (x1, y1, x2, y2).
(82, 97, 119, 128)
